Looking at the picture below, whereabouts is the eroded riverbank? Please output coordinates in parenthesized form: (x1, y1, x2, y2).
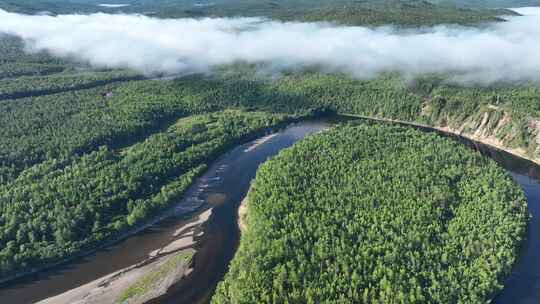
(347, 114, 540, 167)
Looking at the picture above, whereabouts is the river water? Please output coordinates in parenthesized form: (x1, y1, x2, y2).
(0, 116, 540, 303)
(0, 118, 339, 303)
(464, 138, 540, 304)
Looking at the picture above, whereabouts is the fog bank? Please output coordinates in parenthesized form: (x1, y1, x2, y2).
(1, 8, 539, 84)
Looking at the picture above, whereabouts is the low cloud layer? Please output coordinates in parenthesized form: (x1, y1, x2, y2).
(1, 7, 540, 84)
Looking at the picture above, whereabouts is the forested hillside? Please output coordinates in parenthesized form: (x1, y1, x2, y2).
(0, 0, 514, 26)
(213, 124, 529, 303)
(433, 0, 540, 8)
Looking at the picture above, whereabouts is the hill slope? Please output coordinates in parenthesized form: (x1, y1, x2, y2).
(0, 0, 514, 26)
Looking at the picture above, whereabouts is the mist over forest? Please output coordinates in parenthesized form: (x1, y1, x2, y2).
(1, 6, 540, 85)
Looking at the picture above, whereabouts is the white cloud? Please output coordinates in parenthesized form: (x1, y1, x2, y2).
(510, 7, 540, 15)
(1, 8, 540, 84)
(97, 4, 131, 8)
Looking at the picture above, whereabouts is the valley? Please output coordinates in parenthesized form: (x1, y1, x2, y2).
(0, 1, 539, 303)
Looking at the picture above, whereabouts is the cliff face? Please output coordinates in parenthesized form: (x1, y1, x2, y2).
(423, 102, 540, 164)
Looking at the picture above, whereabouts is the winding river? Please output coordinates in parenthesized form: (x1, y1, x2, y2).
(0, 116, 540, 303)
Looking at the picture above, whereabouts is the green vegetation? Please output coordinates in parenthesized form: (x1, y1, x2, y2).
(0, 70, 140, 100)
(0, 35, 139, 100)
(292, 1, 512, 26)
(116, 251, 194, 303)
(0, 0, 538, 285)
(0, 43, 538, 280)
(0, 35, 73, 79)
(0, 0, 513, 26)
(213, 123, 529, 303)
(433, 0, 539, 8)
(6, 69, 533, 173)
(0, 110, 288, 278)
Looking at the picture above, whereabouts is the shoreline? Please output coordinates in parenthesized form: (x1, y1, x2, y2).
(237, 196, 249, 234)
(0, 205, 200, 286)
(344, 114, 540, 167)
(39, 251, 194, 304)
(0, 116, 304, 286)
(0, 195, 206, 286)
(36, 208, 213, 304)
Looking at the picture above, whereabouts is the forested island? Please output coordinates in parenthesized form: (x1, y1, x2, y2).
(213, 123, 529, 303)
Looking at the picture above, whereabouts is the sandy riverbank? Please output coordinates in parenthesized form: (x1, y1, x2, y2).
(37, 209, 213, 304)
(238, 197, 249, 233)
(38, 250, 194, 304)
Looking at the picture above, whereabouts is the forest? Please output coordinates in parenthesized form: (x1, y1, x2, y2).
(0, 0, 538, 286)
(0, 110, 288, 277)
(0, 33, 539, 279)
(212, 123, 529, 303)
(0, 0, 518, 26)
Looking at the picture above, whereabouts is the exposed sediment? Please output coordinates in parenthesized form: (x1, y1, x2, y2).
(37, 209, 213, 304)
(348, 113, 540, 167)
(238, 197, 249, 233)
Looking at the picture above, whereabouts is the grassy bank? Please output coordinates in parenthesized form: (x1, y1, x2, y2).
(116, 251, 195, 304)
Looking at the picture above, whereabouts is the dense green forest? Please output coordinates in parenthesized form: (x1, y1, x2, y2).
(0, 35, 72, 79)
(0, 0, 539, 283)
(0, 71, 141, 100)
(212, 124, 529, 303)
(2, 49, 539, 183)
(7, 69, 538, 177)
(0, 110, 288, 277)
(433, 0, 540, 8)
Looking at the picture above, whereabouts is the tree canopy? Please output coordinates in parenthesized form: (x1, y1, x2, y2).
(213, 123, 529, 304)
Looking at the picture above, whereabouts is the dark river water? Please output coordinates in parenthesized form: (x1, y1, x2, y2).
(465, 139, 540, 304)
(0, 116, 540, 303)
(0, 118, 338, 304)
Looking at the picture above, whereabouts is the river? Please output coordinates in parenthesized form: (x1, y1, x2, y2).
(0, 116, 539, 303)
(461, 136, 540, 304)
(0, 118, 341, 303)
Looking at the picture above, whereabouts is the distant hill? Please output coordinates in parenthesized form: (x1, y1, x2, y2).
(432, 0, 540, 8)
(0, 0, 522, 26)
